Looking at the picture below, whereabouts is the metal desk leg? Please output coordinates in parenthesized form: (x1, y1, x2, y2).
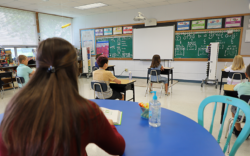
(167, 72, 170, 85)
(147, 70, 149, 84)
(124, 88, 126, 101)
(132, 83, 135, 102)
(220, 92, 227, 124)
(220, 103, 225, 124)
(171, 69, 173, 85)
(220, 74, 223, 92)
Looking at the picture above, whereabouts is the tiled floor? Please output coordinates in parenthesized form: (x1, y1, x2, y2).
(1, 78, 250, 156)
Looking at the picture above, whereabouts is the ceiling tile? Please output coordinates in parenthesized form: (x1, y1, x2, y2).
(104, 0, 124, 5)
(1, 1, 29, 8)
(119, 0, 140, 2)
(61, 1, 83, 7)
(49, 0, 76, 3)
(168, 0, 189, 4)
(119, 6, 137, 10)
(144, 0, 166, 2)
(128, 1, 148, 5)
(103, 6, 118, 10)
(111, 3, 133, 8)
(17, 0, 43, 3)
(150, 1, 170, 6)
(74, 0, 102, 4)
(135, 4, 152, 8)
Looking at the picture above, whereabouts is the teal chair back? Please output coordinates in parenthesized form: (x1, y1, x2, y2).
(198, 95, 250, 156)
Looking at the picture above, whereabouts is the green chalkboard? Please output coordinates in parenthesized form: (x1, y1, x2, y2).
(96, 36, 133, 58)
(174, 29, 241, 59)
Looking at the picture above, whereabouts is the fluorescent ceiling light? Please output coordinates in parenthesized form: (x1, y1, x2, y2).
(75, 3, 107, 10)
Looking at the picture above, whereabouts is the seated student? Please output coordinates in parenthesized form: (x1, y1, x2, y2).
(95, 53, 102, 68)
(0, 38, 125, 156)
(231, 64, 250, 137)
(16, 55, 35, 87)
(150, 54, 170, 95)
(93, 55, 124, 100)
(224, 55, 247, 85)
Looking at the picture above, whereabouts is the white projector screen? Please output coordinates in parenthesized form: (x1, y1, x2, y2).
(133, 26, 175, 60)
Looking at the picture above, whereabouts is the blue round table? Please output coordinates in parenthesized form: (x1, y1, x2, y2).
(92, 99, 224, 156)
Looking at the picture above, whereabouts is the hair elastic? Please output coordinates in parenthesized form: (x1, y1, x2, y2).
(47, 66, 55, 73)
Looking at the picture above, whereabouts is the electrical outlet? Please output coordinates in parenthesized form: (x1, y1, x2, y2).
(125, 68, 128, 72)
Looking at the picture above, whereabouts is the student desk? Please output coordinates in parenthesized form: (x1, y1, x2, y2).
(0, 71, 14, 89)
(219, 69, 228, 92)
(220, 84, 238, 124)
(91, 100, 224, 156)
(106, 65, 115, 76)
(110, 79, 136, 102)
(147, 67, 174, 85)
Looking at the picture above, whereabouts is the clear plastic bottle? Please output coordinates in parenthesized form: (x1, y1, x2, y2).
(129, 71, 132, 81)
(149, 91, 161, 127)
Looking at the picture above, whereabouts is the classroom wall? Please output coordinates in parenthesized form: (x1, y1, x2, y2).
(73, 0, 250, 81)
(241, 15, 250, 55)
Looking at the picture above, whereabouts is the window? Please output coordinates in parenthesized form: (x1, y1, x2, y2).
(0, 7, 38, 46)
(38, 13, 72, 43)
(17, 48, 36, 60)
(4, 48, 15, 59)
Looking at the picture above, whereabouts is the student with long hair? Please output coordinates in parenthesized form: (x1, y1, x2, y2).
(150, 54, 169, 95)
(225, 55, 247, 85)
(0, 38, 125, 156)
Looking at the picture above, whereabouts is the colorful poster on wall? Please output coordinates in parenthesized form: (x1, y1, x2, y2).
(123, 26, 133, 34)
(225, 17, 242, 28)
(95, 29, 104, 36)
(87, 47, 91, 73)
(96, 41, 109, 57)
(207, 19, 222, 29)
(191, 20, 205, 30)
(104, 28, 112, 35)
(81, 29, 95, 55)
(177, 21, 190, 31)
(113, 27, 122, 35)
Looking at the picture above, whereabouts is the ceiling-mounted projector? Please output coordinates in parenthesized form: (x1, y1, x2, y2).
(134, 12, 146, 21)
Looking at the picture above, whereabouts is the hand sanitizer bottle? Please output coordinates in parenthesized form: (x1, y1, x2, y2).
(149, 91, 161, 127)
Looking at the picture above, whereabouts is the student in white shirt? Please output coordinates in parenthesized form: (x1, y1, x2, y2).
(224, 55, 246, 85)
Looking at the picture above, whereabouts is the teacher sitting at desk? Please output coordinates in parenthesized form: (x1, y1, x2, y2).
(0, 38, 125, 156)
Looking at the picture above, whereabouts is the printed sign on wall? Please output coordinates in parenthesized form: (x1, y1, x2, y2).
(81, 29, 95, 55)
(123, 26, 133, 34)
(96, 41, 109, 57)
(95, 29, 104, 36)
(177, 21, 190, 31)
(191, 20, 205, 30)
(113, 27, 122, 35)
(225, 17, 242, 28)
(104, 28, 112, 35)
(207, 19, 222, 29)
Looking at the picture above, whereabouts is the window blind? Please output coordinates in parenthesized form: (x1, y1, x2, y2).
(38, 13, 72, 44)
(0, 7, 38, 46)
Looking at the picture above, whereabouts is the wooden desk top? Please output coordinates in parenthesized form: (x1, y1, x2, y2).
(164, 67, 174, 69)
(224, 84, 235, 91)
(108, 65, 115, 67)
(110, 79, 136, 84)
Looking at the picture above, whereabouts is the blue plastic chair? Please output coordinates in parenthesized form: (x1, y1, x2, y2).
(145, 69, 165, 98)
(198, 95, 250, 156)
(91, 81, 108, 99)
